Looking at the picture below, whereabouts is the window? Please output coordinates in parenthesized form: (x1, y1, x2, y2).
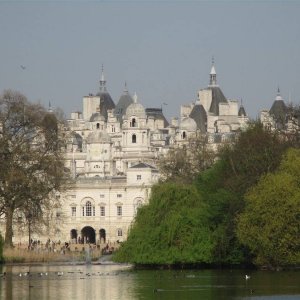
(83, 201, 95, 217)
(132, 134, 137, 143)
(117, 229, 123, 237)
(134, 199, 143, 214)
(86, 201, 92, 216)
(117, 206, 122, 216)
(117, 194, 122, 198)
(182, 131, 186, 139)
(71, 207, 76, 217)
(131, 118, 137, 127)
(100, 206, 105, 217)
(96, 123, 100, 129)
(137, 175, 141, 180)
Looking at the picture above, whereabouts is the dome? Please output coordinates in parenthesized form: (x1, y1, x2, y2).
(115, 87, 133, 120)
(86, 131, 111, 144)
(125, 93, 146, 118)
(96, 92, 115, 110)
(70, 132, 83, 148)
(189, 104, 207, 132)
(90, 112, 105, 122)
(180, 117, 197, 131)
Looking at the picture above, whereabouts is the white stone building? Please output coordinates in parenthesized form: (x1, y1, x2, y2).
(2, 62, 249, 245)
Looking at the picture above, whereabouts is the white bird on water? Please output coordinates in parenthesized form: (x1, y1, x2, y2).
(245, 275, 250, 280)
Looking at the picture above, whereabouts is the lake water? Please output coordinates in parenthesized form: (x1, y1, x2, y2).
(0, 264, 299, 300)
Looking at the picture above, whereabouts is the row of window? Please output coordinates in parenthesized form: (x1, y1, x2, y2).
(71, 202, 123, 217)
(70, 193, 124, 199)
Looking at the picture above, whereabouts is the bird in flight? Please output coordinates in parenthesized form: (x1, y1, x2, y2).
(20, 65, 26, 70)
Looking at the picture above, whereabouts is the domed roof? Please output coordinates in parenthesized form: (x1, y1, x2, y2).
(71, 132, 83, 147)
(180, 117, 197, 131)
(269, 88, 287, 122)
(86, 131, 111, 144)
(126, 93, 146, 118)
(189, 104, 207, 132)
(238, 105, 247, 117)
(95, 67, 115, 120)
(115, 84, 133, 120)
(90, 112, 105, 122)
(95, 92, 115, 110)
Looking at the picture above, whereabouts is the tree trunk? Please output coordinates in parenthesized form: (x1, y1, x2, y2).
(4, 206, 14, 248)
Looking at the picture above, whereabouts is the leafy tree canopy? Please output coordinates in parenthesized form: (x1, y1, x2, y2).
(237, 148, 300, 268)
(114, 182, 214, 265)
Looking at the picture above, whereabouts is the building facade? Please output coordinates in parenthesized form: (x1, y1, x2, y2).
(2, 61, 250, 245)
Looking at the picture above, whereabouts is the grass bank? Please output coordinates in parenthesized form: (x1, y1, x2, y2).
(3, 248, 102, 264)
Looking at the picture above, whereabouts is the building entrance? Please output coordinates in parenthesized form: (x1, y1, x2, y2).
(81, 226, 96, 244)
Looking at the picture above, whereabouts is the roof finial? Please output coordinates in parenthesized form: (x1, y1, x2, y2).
(133, 92, 138, 103)
(100, 64, 107, 92)
(209, 56, 217, 86)
(124, 81, 128, 93)
(275, 85, 283, 101)
(48, 101, 53, 113)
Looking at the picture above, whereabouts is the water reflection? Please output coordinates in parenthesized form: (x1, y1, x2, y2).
(0, 265, 299, 300)
(0, 264, 134, 300)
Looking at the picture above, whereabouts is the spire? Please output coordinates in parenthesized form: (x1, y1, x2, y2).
(238, 98, 247, 117)
(99, 64, 107, 92)
(209, 56, 217, 86)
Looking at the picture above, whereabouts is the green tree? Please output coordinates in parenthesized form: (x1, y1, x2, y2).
(0, 90, 69, 247)
(196, 161, 247, 265)
(219, 121, 290, 196)
(158, 134, 216, 183)
(114, 182, 214, 265)
(237, 148, 300, 268)
(195, 122, 292, 265)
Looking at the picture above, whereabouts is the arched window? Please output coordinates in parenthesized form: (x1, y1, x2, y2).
(182, 131, 186, 139)
(134, 198, 143, 214)
(132, 134, 137, 143)
(131, 118, 137, 127)
(96, 123, 100, 129)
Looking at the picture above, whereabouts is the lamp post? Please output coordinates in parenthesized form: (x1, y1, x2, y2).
(27, 213, 33, 249)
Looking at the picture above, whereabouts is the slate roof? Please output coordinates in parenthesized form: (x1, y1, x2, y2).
(130, 162, 156, 169)
(145, 108, 169, 127)
(208, 86, 228, 115)
(238, 105, 247, 117)
(269, 100, 287, 123)
(115, 91, 133, 121)
(189, 104, 207, 132)
(95, 93, 115, 121)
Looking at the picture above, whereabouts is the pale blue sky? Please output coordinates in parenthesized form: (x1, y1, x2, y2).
(0, 1, 299, 121)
